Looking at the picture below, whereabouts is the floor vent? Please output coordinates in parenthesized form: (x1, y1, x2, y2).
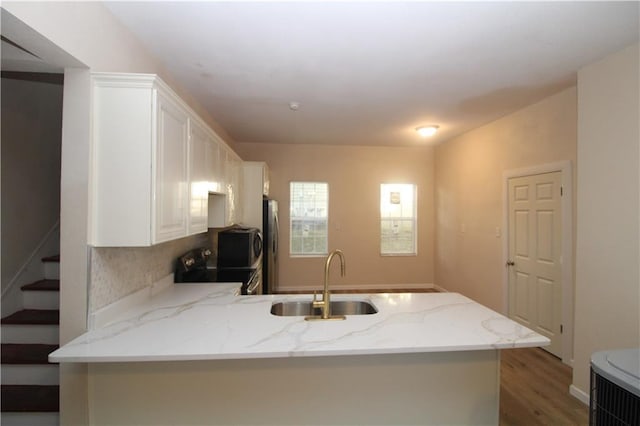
(590, 349, 640, 426)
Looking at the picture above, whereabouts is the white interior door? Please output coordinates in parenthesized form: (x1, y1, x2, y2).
(508, 171, 562, 357)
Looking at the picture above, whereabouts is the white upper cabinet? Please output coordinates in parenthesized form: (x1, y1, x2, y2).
(155, 91, 189, 243)
(208, 146, 240, 228)
(242, 161, 270, 230)
(187, 117, 212, 235)
(90, 73, 235, 246)
(207, 133, 224, 195)
(224, 149, 244, 226)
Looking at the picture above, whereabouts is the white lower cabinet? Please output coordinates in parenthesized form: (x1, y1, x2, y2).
(90, 73, 231, 246)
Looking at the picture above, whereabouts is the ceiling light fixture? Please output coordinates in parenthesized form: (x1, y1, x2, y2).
(289, 101, 300, 111)
(416, 125, 439, 137)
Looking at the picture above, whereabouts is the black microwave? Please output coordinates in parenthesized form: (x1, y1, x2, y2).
(217, 227, 263, 268)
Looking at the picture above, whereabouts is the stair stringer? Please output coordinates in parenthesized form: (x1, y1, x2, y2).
(1, 222, 60, 317)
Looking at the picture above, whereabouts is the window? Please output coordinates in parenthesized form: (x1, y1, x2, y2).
(290, 182, 328, 256)
(380, 183, 417, 255)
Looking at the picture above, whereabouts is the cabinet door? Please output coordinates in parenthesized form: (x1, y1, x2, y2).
(91, 77, 154, 246)
(155, 92, 189, 243)
(188, 120, 211, 234)
(207, 136, 223, 194)
(224, 150, 244, 226)
(262, 163, 270, 196)
(241, 162, 268, 230)
(209, 136, 227, 194)
(233, 156, 244, 226)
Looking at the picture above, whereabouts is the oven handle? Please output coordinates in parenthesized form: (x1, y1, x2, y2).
(254, 232, 263, 260)
(246, 276, 261, 295)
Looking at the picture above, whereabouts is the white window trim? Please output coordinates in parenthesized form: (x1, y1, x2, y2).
(289, 181, 329, 257)
(380, 183, 418, 256)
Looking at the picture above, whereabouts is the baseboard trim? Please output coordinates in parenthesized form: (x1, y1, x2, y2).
(275, 283, 435, 293)
(433, 284, 449, 293)
(569, 384, 590, 406)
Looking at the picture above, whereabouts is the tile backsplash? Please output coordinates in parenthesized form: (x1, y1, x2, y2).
(89, 232, 210, 312)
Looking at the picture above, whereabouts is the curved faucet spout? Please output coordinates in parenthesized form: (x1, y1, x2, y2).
(309, 249, 347, 320)
(325, 249, 346, 283)
(322, 249, 346, 319)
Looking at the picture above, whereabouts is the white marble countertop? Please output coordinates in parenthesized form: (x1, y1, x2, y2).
(49, 283, 549, 363)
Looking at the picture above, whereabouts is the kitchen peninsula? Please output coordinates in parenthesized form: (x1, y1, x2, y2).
(50, 280, 548, 425)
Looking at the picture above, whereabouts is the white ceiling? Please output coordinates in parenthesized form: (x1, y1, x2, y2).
(105, 1, 638, 147)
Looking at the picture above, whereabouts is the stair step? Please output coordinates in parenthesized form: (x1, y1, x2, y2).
(43, 259, 60, 281)
(1, 310, 59, 325)
(1, 385, 59, 412)
(23, 290, 59, 310)
(21, 281, 60, 309)
(0, 412, 60, 426)
(1, 325, 59, 345)
(1, 311, 59, 344)
(1, 344, 58, 364)
(21, 279, 59, 292)
(41, 254, 60, 280)
(2, 345, 60, 385)
(2, 364, 59, 385)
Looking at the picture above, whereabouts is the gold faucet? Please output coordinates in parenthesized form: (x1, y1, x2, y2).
(306, 249, 346, 321)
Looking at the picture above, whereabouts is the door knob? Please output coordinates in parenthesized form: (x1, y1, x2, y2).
(506, 260, 515, 266)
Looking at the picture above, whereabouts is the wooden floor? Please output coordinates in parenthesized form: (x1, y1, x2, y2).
(500, 347, 589, 425)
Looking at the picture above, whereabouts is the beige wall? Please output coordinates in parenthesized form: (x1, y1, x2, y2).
(434, 87, 577, 312)
(572, 44, 639, 397)
(236, 143, 435, 291)
(1, 77, 62, 292)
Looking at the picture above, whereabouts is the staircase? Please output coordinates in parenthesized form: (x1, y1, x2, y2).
(1, 255, 60, 426)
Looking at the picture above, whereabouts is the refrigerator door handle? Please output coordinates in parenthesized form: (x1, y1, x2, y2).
(273, 213, 279, 257)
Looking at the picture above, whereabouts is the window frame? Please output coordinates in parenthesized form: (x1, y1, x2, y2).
(380, 183, 418, 256)
(289, 181, 329, 257)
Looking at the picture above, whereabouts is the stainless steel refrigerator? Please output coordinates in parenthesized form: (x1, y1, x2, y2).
(262, 198, 279, 294)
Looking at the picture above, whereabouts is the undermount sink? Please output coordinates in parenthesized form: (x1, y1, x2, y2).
(270, 300, 378, 317)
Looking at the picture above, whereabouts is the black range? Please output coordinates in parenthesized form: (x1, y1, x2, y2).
(174, 247, 262, 295)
